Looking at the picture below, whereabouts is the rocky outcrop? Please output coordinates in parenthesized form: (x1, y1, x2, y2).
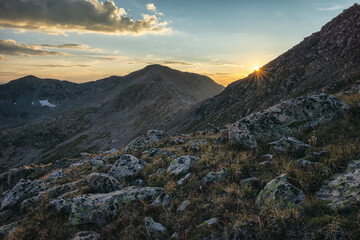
(228, 94, 349, 149)
(108, 154, 146, 180)
(86, 173, 121, 193)
(1, 179, 48, 210)
(256, 174, 305, 208)
(316, 160, 360, 209)
(69, 187, 163, 225)
(125, 130, 169, 152)
(167, 156, 198, 175)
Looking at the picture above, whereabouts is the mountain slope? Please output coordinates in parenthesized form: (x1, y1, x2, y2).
(0, 65, 223, 169)
(168, 3, 360, 133)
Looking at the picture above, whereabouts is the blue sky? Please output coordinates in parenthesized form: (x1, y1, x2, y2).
(0, 0, 357, 85)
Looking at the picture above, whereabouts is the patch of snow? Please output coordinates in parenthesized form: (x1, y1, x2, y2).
(39, 99, 56, 108)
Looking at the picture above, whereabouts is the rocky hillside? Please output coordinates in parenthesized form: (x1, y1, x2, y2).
(0, 92, 359, 239)
(0, 65, 223, 170)
(168, 3, 360, 133)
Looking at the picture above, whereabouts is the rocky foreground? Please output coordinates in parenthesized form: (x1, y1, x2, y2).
(1, 93, 360, 239)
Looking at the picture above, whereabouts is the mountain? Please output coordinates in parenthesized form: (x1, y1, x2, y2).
(168, 3, 360, 133)
(0, 65, 223, 169)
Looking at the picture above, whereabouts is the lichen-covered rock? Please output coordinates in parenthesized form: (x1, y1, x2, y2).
(71, 231, 100, 240)
(86, 173, 121, 193)
(256, 174, 305, 208)
(201, 217, 219, 226)
(50, 197, 73, 213)
(203, 168, 229, 183)
(125, 130, 169, 152)
(269, 137, 310, 158)
(316, 160, 360, 209)
(20, 180, 85, 211)
(108, 154, 146, 180)
(303, 151, 330, 161)
(69, 187, 163, 225)
(1, 179, 48, 210)
(145, 217, 167, 238)
(167, 156, 198, 175)
(89, 159, 105, 167)
(229, 94, 349, 149)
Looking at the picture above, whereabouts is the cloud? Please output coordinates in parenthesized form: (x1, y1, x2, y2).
(0, 39, 65, 56)
(32, 64, 91, 68)
(41, 44, 89, 49)
(162, 61, 192, 65)
(0, 0, 170, 35)
(146, 3, 164, 16)
(318, 4, 344, 11)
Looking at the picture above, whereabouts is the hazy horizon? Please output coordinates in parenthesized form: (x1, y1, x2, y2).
(0, 0, 357, 86)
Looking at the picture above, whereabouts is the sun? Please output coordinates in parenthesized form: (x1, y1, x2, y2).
(253, 66, 260, 72)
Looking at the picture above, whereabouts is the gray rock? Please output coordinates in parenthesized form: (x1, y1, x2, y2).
(240, 177, 261, 186)
(177, 200, 190, 212)
(262, 154, 274, 160)
(108, 154, 146, 180)
(156, 168, 166, 175)
(145, 217, 167, 238)
(162, 195, 171, 207)
(201, 217, 219, 226)
(177, 172, 192, 185)
(303, 151, 330, 161)
(147, 148, 164, 157)
(269, 137, 310, 158)
(256, 174, 305, 208)
(130, 179, 144, 186)
(203, 168, 229, 183)
(170, 232, 180, 239)
(125, 130, 169, 152)
(1, 179, 47, 210)
(86, 173, 121, 193)
(229, 94, 349, 149)
(296, 159, 319, 167)
(316, 160, 360, 209)
(71, 231, 100, 240)
(89, 159, 105, 167)
(104, 148, 119, 154)
(219, 124, 227, 133)
(69, 187, 163, 225)
(167, 156, 198, 175)
(259, 161, 273, 166)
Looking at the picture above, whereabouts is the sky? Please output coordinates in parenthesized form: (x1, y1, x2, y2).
(0, 0, 358, 86)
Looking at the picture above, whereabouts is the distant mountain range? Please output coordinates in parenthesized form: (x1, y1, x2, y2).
(0, 4, 359, 170)
(0, 65, 223, 169)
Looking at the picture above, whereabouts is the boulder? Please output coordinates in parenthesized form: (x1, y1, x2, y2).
(269, 137, 310, 158)
(125, 130, 169, 152)
(177, 172, 192, 185)
(71, 231, 100, 240)
(256, 174, 305, 208)
(108, 154, 146, 180)
(167, 156, 198, 175)
(86, 173, 121, 193)
(203, 168, 229, 183)
(145, 217, 167, 238)
(205, 123, 218, 134)
(316, 160, 360, 209)
(1, 179, 47, 210)
(229, 94, 349, 149)
(69, 187, 163, 225)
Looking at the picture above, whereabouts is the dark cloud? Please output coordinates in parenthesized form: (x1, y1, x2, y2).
(162, 61, 192, 65)
(0, 39, 64, 56)
(0, 0, 170, 35)
(41, 44, 88, 49)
